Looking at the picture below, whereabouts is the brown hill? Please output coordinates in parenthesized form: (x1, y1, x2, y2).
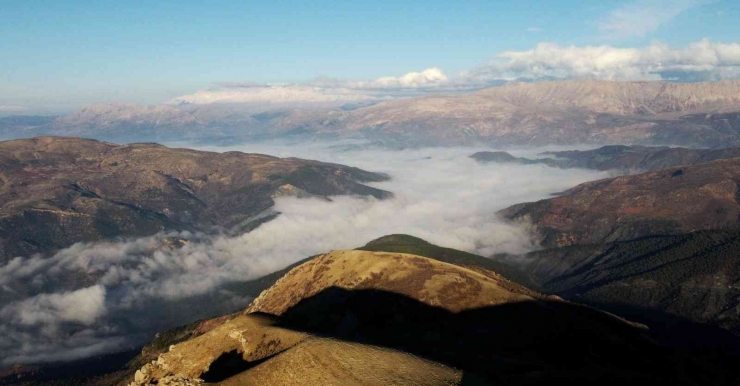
(499, 158, 740, 248)
(0, 136, 390, 262)
(125, 250, 736, 386)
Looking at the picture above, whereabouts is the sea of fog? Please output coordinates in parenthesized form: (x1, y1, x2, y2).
(0, 142, 610, 365)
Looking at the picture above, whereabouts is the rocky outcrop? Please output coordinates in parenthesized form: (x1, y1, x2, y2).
(127, 314, 308, 386)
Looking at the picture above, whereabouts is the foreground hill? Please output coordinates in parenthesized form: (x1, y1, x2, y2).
(0, 136, 390, 262)
(499, 158, 740, 248)
(472, 145, 740, 172)
(127, 249, 735, 386)
(5, 80, 740, 147)
(5, 235, 738, 385)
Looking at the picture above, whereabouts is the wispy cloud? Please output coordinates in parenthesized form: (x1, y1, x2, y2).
(526, 27, 542, 33)
(170, 68, 451, 105)
(0, 105, 26, 113)
(598, 0, 705, 38)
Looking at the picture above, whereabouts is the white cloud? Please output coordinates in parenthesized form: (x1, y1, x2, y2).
(465, 39, 740, 82)
(1, 286, 106, 327)
(169, 68, 451, 105)
(598, 0, 704, 38)
(363, 67, 449, 89)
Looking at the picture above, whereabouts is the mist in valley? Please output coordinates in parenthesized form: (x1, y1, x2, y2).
(0, 142, 610, 365)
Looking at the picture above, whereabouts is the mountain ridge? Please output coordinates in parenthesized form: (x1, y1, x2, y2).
(499, 157, 740, 248)
(471, 145, 740, 172)
(5, 79, 740, 147)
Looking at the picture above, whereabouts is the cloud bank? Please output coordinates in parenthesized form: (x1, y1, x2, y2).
(466, 39, 740, 82)
(0, 143, 609, 365)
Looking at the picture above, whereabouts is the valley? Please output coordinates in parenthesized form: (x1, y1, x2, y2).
(4, 86, 740, 386)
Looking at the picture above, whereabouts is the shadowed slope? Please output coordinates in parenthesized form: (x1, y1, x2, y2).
(493, 228, 740, 341)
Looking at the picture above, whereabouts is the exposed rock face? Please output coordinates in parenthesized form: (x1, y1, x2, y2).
(499, 158, 740, 248)
(0, 136, 390, 262)
(127, 314, 309, 386)
(6, 80, 740, 147)
(473, 145, 740, 172)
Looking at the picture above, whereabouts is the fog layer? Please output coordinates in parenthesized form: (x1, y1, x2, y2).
(0, 143, 609, 365)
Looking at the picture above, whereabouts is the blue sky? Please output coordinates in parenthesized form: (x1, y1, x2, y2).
(1, 0, 738, 113)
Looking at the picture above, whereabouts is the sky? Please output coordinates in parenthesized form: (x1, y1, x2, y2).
(1, 0, 739, 113)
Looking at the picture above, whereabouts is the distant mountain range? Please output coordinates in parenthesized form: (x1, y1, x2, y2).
(5, 79, 740, 147)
